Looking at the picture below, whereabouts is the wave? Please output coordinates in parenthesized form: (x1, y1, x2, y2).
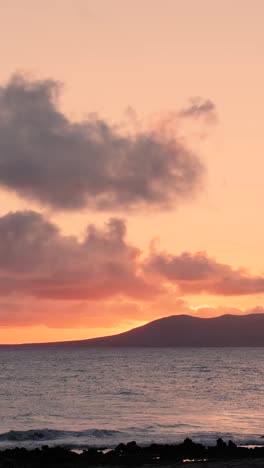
(0, 427, 263, 451)
(0, 428, 122, 442)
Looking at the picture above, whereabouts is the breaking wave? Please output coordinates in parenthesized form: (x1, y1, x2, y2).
(0, 427, 263, 450)
(0, 428, 122, 442)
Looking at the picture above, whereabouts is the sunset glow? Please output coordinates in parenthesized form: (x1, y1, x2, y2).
(1, 0, 264, 343)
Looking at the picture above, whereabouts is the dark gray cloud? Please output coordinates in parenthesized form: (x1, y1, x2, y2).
(0, 75, 204, 211)
(178, 97, 217, 122)
(144, 250, 264, 296)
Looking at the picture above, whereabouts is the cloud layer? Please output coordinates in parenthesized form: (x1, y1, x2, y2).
(145, 250, 264, 295)
(0, 75, 204, 211)
(0, 211, 264, 328)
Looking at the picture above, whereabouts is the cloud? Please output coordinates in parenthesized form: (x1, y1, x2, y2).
(0, 74, 204, 211)
(0, 210, 158, 301)
(0, 294, 263, 330)
(0, 210, 264, 329)
(178, 97, 217, 123)
(1, 210, 264, 306)
(144, 250, 264, 296)
(0, 297, 144, 328)
(0, 295, 191, 329)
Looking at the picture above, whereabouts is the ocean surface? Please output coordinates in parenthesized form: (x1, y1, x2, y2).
(0, 347, 264, 450)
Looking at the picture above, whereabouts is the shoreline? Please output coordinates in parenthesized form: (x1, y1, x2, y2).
(2, 439, 264, 467)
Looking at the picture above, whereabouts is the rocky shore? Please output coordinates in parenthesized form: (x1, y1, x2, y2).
(1, 439, 264, 467)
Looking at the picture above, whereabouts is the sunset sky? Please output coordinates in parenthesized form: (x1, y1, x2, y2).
(1, 0, 264, 343)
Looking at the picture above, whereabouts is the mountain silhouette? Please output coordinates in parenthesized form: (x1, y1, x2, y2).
(5, 313, 264, 347)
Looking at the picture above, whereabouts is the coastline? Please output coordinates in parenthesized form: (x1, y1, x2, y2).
(1, 439, 264, 468)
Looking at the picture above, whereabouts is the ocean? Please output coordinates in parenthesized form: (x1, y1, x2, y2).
(0, 347, 264, 450)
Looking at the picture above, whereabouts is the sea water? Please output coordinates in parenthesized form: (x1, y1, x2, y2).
(0, 347, 264, 449)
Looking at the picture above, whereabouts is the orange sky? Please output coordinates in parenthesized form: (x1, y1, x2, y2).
(1, 0, 264, 343)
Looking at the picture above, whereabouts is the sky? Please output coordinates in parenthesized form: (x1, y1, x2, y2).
(1, 0, 264, 343)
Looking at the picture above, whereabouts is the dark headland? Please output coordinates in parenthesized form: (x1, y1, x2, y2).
(2, 313, 264, 347)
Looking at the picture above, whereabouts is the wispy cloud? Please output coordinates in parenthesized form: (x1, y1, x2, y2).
(178, 97, 217, 123)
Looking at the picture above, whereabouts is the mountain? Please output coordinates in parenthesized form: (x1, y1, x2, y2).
(4, 313, 264, 347)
